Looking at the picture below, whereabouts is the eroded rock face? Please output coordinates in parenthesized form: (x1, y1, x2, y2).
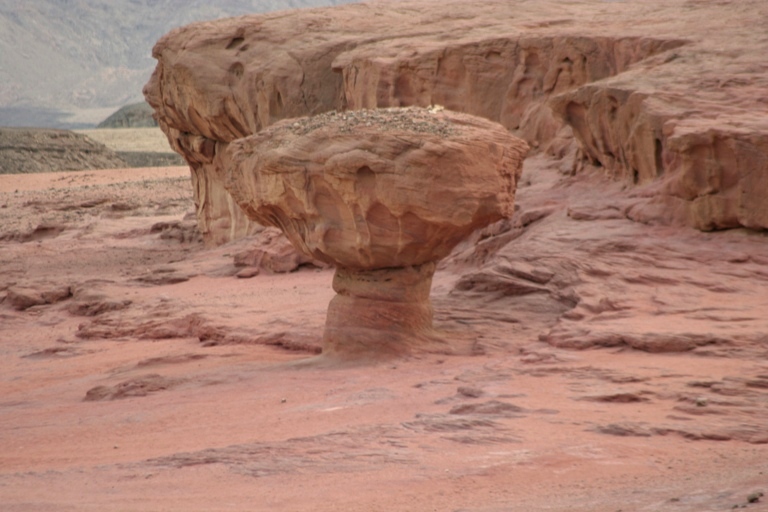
(221, 107, 528, 356)
(144, 0, 768, 243)
(664, 124, 768, 231)
(550, 84, 768, 231)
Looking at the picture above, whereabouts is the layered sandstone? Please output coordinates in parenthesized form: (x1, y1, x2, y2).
(145, 0, 768, 244)
(221, 107, 527, 356)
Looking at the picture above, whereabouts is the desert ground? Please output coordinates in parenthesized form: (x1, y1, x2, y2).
(74, 128, 175, 154)
(0, 123, 766, 511)
(3, 0, 768, 507)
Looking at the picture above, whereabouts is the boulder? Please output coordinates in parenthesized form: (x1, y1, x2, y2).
(5, 285, 72, 311)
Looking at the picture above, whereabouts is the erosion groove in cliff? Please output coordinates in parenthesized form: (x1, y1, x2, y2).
(337, 35, 687, 150)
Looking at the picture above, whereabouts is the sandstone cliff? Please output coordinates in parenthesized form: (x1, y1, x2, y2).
(145, 0, 768, 244)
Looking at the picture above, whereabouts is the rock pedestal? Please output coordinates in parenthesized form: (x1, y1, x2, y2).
(324, 264, 436, 357)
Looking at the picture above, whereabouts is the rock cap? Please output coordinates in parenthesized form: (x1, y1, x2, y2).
(220, 107, 529, 269)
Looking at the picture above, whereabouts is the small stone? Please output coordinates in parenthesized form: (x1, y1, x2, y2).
(235, 267, 260, 279)
(457, 386, 483, 398)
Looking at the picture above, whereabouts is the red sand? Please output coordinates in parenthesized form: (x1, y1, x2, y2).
(1, 164, 766, 511)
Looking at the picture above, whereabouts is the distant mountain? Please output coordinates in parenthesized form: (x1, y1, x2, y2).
(0, 0, 359, 129)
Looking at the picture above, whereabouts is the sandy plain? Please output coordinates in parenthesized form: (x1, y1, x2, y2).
(74, 128, 174, 154)
(0, 126, 767, 511)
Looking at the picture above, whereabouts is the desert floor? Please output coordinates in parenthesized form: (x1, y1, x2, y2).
(74, 127, 174, 154)
(1, 130, 767, 510)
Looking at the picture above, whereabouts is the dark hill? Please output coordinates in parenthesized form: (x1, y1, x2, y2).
(0, 128, 126, 174)
(97, 103, 157, 129)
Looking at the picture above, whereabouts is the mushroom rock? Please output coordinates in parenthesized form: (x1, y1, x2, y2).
(218, 107, 529, 357)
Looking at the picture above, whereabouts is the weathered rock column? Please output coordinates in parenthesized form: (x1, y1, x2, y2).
(324, 263, 436, 356)
(218, 107, 528, 357)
